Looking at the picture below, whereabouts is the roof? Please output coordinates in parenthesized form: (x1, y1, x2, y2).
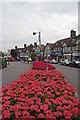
(55, 34, 80, 47)
(35, 45, 45, 51)
(15, 44, 45, 53)
(46, 43, 54, 49)
(39, 45, 45, 51)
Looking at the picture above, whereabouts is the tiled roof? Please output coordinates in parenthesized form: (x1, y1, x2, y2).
(35, 45, 45, 51)
(46, 43, 54, 49)
(55, 35, 80, 47)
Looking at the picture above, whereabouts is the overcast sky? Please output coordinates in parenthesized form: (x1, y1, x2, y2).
(0, 1, 79, 52)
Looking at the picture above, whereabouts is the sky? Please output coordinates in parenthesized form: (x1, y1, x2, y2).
(0, 1, 79, 52)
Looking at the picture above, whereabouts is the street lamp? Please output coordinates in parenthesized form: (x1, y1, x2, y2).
(58, 41, 63, 62)
(33, 32, 41, 61)
(46, 45, 49, 70)
(33, 32, 41, 46)
(71, 37, 73, 62)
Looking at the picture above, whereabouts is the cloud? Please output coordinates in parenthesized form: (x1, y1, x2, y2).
(78, 1, 80, 34)
(1, 2, 78, 51)
(2, 0, 80, 2)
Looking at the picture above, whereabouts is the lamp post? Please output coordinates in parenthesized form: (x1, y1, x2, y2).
(33, 32, 41, 46)
(58, 41, 63, 62)
(33, 32, 41, 61)
(71, 37, 73, 62)
(46, 46, 48, 70)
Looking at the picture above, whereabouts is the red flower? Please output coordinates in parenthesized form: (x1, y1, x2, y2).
(1, 69, 80, 119)
(3, 110, 10, 118)
(56, 106, 63, 111)
(32, 61, 55, 70)
(22, 110, 30, 118)
(29, 116, 35, 118)
(40, 104, 48, 111)
(15, 110, 20, 118)
(38, 113, 44, 118)
(56, 92, 60, 96)
(64, 110, 72, 118)
(71, 107, 80, 116)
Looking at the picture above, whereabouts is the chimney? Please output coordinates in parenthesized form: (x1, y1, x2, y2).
(34, 42, 37, 46)
(15, 46, 17, 49)
(24, 44, 26, 48)
(70, 30, 76, 38)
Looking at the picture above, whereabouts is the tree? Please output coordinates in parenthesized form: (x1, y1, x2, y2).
(30, 52, 36, 61)
(11, 49, 17, 59)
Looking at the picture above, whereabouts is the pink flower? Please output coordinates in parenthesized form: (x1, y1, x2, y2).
(40, 104, 48, 111)
(15, 110, 20, 118)
(36, 98, 41, 104)
(45, 98, 49, 103)
(56, 106, 63, 111)
(71, 107, 80, 116)
(1, 68, 80, 119)
(3, 110, 10, 118)
(38, 113, 44, 118)
(22, 110, 30, 118)
(56, 92, 60, 96)
(64, 110, 72, 118)
(29, 116, 35, 118)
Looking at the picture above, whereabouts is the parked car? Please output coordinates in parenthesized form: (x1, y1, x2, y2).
(64, 59, 70, 66)
(0, 57, 7, 69)
(4, 56, 9, 65)
(69, 60, 80, 68)
(60, 60, 65, 65)
(50, 59, 58, 64)
(44, 59, 49, 63)
(28, 58, 32, 62)
(60, 59, 70, 66)
(8, 57, 15, 62)
(25, 57, 32, 63)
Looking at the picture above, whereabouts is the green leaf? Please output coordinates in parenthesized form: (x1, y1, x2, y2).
(38, 95, 45, 102)
(10, 111, 15, 120)
(49, 103, 57, 112)
(27, 93, 34, 98)
(10, 99, 18, 105)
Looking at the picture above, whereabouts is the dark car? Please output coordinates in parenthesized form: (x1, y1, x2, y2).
(69, 60, 80, 68)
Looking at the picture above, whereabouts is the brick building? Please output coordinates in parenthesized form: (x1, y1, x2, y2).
(44, 30, 80, 62)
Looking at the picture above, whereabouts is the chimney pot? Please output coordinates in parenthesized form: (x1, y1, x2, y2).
(70, 30, 76, 38)
(15, 46, 17, 49)
(24, 44, 26, 48)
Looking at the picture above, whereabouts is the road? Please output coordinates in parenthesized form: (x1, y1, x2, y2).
(1, 62, 32, 86)
(0, 62, 79, 97)
(52, 64, 80, 96)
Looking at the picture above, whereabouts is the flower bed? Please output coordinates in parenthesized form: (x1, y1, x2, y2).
(0, 70, 80, 119)
(32, 61, 56, 70)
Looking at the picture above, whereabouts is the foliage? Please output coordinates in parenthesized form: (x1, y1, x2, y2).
(11, 49, 17, 59)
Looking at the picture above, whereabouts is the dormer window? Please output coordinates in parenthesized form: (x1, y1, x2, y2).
(56, 43, 57, 46)
(63, 43, 66, 47)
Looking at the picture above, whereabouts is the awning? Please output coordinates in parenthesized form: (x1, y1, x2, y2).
(50, 52, 62, 57)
